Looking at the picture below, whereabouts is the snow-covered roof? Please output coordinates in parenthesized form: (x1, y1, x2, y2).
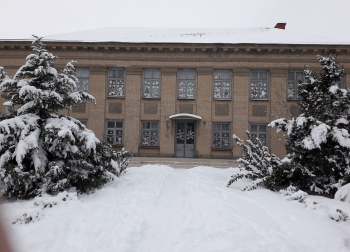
(169, 113, 202, 120)
(39, 27, 350, 45)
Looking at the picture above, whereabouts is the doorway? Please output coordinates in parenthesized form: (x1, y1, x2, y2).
(175, 121, 196, 158)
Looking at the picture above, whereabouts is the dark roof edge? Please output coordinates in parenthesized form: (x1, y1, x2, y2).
(1, 39, 350, 47)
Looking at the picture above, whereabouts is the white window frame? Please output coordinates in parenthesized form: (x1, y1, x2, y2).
(106, 120, 124, 146)
(250, 70, 269, 100)
(141, 121, 159, 146)
(142, 69, 161, 99)
(213, 70, 232, 100)
(249, 123, 268, 146)
(107, 68, 125, 98)
(212, 122, 231, 148)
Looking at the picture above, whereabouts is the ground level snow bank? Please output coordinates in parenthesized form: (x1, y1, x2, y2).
(1, 165, 350, 252)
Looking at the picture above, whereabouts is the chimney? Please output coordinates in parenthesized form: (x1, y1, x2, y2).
(274, 23, 286, 30)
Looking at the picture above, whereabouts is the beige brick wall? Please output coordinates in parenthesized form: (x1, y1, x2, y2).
(124, 67, 142, 154)
(197, 69, 213, 159)
(159, 68, 177, 157)
(232, 70, 249, 158)
(1, 44, 350, 159)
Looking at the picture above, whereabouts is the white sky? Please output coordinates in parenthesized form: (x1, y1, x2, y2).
(1, 0, 350, 41)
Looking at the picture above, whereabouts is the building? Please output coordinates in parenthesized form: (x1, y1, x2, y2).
(0, 24, 349, 159)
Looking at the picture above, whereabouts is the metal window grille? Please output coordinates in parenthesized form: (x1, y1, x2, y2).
(287, 71, 304, 100)
(213, 70, 232, 99)
(106, 120, 124, 145)
(143, 69, 161, 98)
(212, 122, 231, 148)
(178, 69, 196, 99)
(250, 70, 269, 100)
(141, 121, 159, 146)
(249, 123, 268, 146)
(75, 68, 90, 93)
(107, 68, 125, 98)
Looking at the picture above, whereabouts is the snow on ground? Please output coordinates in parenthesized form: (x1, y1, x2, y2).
(1, 165, 350, 252)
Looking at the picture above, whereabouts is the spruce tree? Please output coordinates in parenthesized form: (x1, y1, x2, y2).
(270, 54, 350, 196)
(0, 36, 132, 198)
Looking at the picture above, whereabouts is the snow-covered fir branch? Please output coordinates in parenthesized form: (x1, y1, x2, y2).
(270, 54, 350, 196)
(227, 131, 286, 191)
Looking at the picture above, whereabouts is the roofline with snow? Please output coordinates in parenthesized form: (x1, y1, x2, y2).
(1, 38, 350, 46)
(1, 40, 350, 54)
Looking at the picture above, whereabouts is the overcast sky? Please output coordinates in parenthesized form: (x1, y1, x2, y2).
(1, 0, 350, 41)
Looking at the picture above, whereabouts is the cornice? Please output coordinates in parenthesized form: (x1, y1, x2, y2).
(1, 41, 350, 55)
(4, 54, 350, 64)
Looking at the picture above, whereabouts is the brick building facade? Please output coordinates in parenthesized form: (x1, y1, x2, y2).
(0, 26, 349, 159)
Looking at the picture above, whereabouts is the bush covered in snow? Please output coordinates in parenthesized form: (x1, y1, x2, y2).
(227, 132, 287, 191)
(0, 36, 132, 199)
(329, 209, 349, 222)
(13, 191, 78, 224)
(280, 185, 308, 203)
(334, 183, 350, 203)
(270, 54, 350, 197)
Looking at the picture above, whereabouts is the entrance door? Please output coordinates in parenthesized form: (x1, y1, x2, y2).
(175, 122, 195, 158)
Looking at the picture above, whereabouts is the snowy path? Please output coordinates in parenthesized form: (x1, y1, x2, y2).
(1, 165, 350, 252)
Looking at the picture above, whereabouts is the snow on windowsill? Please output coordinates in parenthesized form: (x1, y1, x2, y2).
(138, 145, 160, 149)
(211, 147, 233, 151)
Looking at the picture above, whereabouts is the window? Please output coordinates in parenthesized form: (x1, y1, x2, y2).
(141, 121, 159, 146)
(212, 122, 231, 148)
(287, 71, 304, 100)
(78, 119, 88, 127)
(249, 123, 268, 146)
(106, 120, 124, 145)
(213, 70, 231, 99)
(336, 78, 344, 88)
(107, 68, 125, 98)
(250, 70, 269, 100)
(143, 69, 161, 98)
(178, 69, 196, 99)
(75, 68, 90, 93)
